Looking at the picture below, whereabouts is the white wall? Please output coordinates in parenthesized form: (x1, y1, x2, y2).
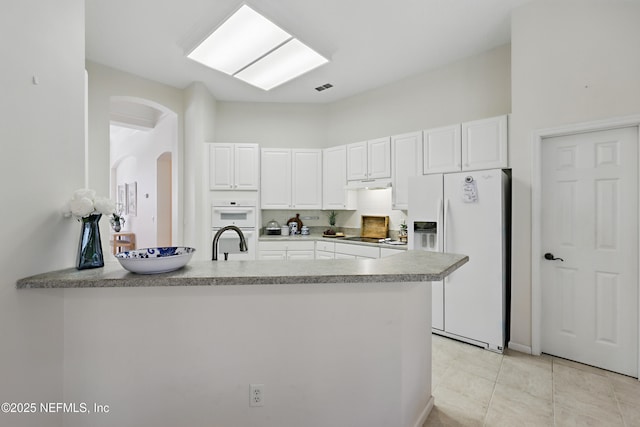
(86, 62, 185, 246)
(62, 282, 430, 427)
(184, 82, 218, 259)
(0, 0, 85, 425)
(509, 0, 640, 349)
(214, 45, 509, 152)
(215, 102, 329, 148)
(326, 44, 511, 145)
(110, 114, 176, 248)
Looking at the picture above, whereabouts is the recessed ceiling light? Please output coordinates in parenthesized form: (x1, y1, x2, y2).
(235, 39, 329, 91)
(187, 4, 328, 91)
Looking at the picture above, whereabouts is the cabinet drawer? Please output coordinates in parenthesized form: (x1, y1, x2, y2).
(285, 241, 315, 251)
(258, 250, 286, 260)
(334, 243, 380, 258)
(258, 241, 287, 251)
(287, 250, 315, 260)
(315, 241, 335, 252)
(259, 240, 315, 251)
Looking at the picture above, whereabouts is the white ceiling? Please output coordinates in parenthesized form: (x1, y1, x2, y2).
(86, 0, 531, 104)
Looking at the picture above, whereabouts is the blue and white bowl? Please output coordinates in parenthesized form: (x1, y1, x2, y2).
(115, 247, 196, 274)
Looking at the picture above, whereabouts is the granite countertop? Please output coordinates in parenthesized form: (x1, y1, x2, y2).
(17, 250, 467, 289)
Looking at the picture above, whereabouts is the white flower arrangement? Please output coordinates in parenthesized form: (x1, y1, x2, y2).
(64, 188, 116, 219)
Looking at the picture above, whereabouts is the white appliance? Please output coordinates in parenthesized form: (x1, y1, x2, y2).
(211, 200, 257, 260)
(408, 169, 510, 352)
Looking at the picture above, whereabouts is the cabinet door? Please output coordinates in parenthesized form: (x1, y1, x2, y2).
(368, 137, 391, 179)
(316, 251, 334, 260)
(209, 143, 235, 190)
(323, 146, 356, 210)
(347, 141, 368, 181)
(335, 252, 356, 260)
(287, 250, 315, 261)
(423, 124, 462, 174)
(315, 240, 335, 253)
(392, 131, 422, 210)
(461, 115, 508, 171)
(234, 143, 259, 190)
(335, 243, 380, 258)
(261, 149, 292, 209)
(292, 149, 322, 209)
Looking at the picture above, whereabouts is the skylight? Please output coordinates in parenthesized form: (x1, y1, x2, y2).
(187, 5, 328, 90)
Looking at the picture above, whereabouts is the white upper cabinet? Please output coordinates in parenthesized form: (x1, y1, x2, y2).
(323, 145, 357, 210)
(461, 115, 508, 171)
(209, 143, 259, 190)
(392, 131, 422, 210)
(367, 137, 392, 179)
(346, 141, 368, 180)
(261, 148, 322, 209)
(292, 149, 322, 210)
(261, 148, 292, 209)
(423, 124, 461, 174)
(421, 115, 508, 175)
(234, 144, 260, 190)
(347, 137, 391, 181)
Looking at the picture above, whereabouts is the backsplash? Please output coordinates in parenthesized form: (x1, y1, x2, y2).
(260, 188, 407, 236)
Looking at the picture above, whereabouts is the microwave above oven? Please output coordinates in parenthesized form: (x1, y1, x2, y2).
(211, 201, 256, 229)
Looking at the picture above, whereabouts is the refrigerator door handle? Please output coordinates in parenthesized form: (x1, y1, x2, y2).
(443, 198, 449, 252)
(437, 198, 443, 251)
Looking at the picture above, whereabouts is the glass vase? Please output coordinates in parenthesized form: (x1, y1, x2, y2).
(76, 213, 104, 270)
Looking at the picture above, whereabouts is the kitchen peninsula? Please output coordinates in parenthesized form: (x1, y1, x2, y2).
(18, 251, 467, 427)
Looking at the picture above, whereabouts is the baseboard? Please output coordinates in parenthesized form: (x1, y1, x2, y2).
(412, 395, 435, 427)
(508, 341, 532, 354)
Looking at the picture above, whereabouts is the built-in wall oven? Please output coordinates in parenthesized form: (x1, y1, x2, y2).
(211, 200, 257, 260)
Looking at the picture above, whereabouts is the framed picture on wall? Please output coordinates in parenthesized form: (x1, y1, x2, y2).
(127, 182, 137, 216)
(117, 184, 127, 214)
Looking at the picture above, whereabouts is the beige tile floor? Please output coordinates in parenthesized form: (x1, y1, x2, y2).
(424, 335, 640, 427)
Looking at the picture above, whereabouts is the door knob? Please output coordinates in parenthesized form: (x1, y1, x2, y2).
(544, 253, 564, 262)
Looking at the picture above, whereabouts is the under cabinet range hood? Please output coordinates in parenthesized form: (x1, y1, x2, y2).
(345, 179, 392, 190)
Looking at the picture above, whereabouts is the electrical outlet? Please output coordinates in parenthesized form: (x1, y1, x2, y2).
(250, 384, 264, 407)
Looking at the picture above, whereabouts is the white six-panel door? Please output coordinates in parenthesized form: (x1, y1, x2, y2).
(541, 127, 638, 377)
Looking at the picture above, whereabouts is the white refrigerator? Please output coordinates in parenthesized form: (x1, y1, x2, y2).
(408, 169, 510, 352)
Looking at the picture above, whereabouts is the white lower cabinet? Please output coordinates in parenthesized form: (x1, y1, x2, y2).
(259, 239, 406, 261)
(334, 242, 379, 259)
(315, 241, 335, 260)
(258, 241, 316, 260)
